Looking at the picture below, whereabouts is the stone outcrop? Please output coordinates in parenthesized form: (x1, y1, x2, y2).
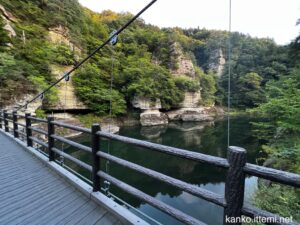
(131, 42, 225, 126)
(0, 5, 17, 22)
(179, 91, 201, 108)
(208, 48, 226, 77)
(46, 65, 87, 111)
(171, 42, 195, 78)
(140, 110, 168, 126)
(131, 96, 161, 110)
(167, 107, 215, 122)
(6, 94, 42, 114)
(132, 96, 168, 126)
(0, 4, 16, 39)
(48, 25, 81, 60)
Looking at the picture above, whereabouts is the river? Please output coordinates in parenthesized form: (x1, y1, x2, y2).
(62, 117, 262, 225)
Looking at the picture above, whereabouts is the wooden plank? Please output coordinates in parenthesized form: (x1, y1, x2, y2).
(7, 187, 74, 223)
(1, 186, 75, 223)
(0, 164, 44, 174)
(18, 191, 84, 224)
(75, 207, 108, 225)
(113, 221, 123, 225)
(47, 200, 93, 225)
(94, 213, 119, 225)
(0, 170, 49, 187)
(0, 132, 134, 225)
(0, 181, 69, 219)
(0, 172, 58, 196)
(58, 202, 98, 225)
(0, 171, 54, 189)
(0, 175, 60, 204)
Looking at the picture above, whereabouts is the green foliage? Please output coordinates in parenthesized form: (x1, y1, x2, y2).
(0, 52, 35, 104)
(234, 72, 266, 108)
(251, 69, 300, 134)
(174, 76, 200, 92)
(254, 184, 300, 222)
(76, 113, 103, 128)
(35, 109, 46, 118)
(198, 69, 217, 106)
(126, 63, 184, 109)
(185, 28, 289, 108)
(52, 44, 75, 65)
(249, 48, 300, 222)
(73, 64, 126, 116)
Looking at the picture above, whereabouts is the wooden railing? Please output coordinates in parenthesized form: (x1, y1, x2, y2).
(0, 110, 299, 225)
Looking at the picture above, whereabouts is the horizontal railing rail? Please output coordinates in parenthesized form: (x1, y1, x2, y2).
(28, 116, 47, 123)
(97, 131, 230, 168)
(29, 126, 48, 136)
(0, 110, 299, 225)
(244, 163, 300, 188)
(98, 151, 226, 207)
(52, 147, 92, 171)
(51, 121, 91, 134)
(51, 134, 92, 153)
(98, 170, 206, 225)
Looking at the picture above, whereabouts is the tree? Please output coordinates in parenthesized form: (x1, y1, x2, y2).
(73, 64, 126, 116)
(234, 72, 266, 107)
(198, 70, 217, 106)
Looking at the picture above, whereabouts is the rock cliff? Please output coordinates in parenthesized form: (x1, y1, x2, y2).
(46, 65, 87, 111)
(48, 25, 81, 60)
(0, 4, 16, 43)
(208, 48, 226, 77)
(131, 96, 168, 126)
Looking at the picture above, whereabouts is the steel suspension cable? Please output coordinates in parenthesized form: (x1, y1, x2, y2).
(16, 0, 157, 112)
(227, 0, 232, 147)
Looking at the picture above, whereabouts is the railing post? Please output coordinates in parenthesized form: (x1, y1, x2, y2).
(25, 113, 33, 147)
(48, 116, 55, 161)
(4, 110, 9, 132)
(13, 111, 19, 138)
(0, 110, 3, 129)
(224, 146, 246, 225)
(91, 124, 101, 192)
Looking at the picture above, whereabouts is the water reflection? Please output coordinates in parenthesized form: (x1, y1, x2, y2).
(65, 117, 261, 225)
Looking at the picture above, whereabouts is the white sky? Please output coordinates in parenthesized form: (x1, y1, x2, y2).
(78, 0, 300, 45)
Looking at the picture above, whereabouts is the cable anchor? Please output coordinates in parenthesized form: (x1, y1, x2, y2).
(109, 30, 118, 46)
(64, 74, 70, 82)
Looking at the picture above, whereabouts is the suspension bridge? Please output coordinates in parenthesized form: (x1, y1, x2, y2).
(0, 0, 299, 224)
(0, 111, 299, 225)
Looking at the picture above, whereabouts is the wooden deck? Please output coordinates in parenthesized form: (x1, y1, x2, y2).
(0, 132, 122, 225)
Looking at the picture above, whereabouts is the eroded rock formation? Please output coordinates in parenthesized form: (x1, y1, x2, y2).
(46, 65, 87, 111)
(132, 96, 168, 126)
(208, 48, 226, 77)
(0, 4, 16, 40)
(48, 25, 81, 60)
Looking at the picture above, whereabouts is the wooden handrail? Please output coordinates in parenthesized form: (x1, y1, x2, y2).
(0, 111, 299, 225)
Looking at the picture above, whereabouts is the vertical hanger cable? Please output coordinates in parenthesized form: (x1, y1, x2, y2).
(227, 0, 232, 147)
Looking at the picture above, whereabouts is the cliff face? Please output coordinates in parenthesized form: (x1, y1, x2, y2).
(47, 64, 87, 111)
(208, 48, 226, 77)
(133, 42, 221, 126)
(171, 42, 201, 108)
(0, 4, 16, 46)
(171, 42, 196, 78)
(47, 25, 82, 60)
(1, 0, 283, 123)
(166, 42, 222, 123)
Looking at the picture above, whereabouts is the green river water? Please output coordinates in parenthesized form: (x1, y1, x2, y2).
(62, 117, 262, 225)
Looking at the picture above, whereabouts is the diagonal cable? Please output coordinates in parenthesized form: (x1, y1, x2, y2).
(16, 0, 157, 111)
